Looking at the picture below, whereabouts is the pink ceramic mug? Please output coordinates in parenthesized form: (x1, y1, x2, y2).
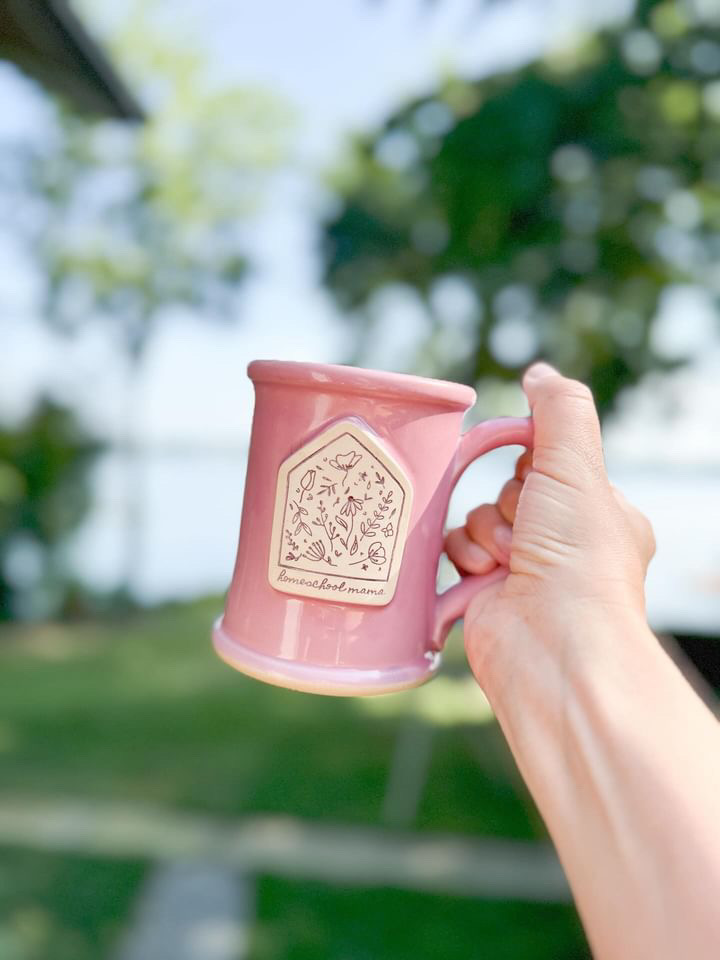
(213, 360, 532, 696)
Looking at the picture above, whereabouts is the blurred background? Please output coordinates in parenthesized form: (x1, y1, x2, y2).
(1, 0, 719, 957)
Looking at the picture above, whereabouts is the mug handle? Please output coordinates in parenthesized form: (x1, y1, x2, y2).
(431, 416, 533, 650)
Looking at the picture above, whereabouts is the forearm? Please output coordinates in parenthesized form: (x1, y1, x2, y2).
(483, 609, 720, 960)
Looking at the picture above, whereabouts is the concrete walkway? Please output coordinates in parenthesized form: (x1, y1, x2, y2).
(114, 862, 252, 960)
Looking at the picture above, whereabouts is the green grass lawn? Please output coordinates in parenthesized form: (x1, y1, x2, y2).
(251, 879, 588, 960)
(0, 598, 588, 959)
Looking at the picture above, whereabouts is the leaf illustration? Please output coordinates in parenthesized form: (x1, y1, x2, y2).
(336, 515, 348, 531)
(349, 535, 359, 556)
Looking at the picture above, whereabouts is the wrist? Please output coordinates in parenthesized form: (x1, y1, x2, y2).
(467, 601, 660, 833)
(469, 598, 655, 710)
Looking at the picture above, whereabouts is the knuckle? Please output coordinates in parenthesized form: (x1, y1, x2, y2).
(561, 379, 595, 405)
(444, 526, 463, 552)
(498, 479, 521, 517)
(617, 495, 656, 561)
(465, 503, 491, 532)
(642, 515, 657, 559)
(536, 375, 593, 405)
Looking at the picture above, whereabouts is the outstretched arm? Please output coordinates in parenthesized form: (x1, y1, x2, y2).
(446, 363, 720, 960)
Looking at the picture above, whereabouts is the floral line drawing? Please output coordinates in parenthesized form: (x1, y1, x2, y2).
(349, 541, 386, 566)
(298, 469, 315, 503)
(335, 492, 371, 549)
(312, 500, 339, 551)
(318, 476, 337, 497)
(279, 430, 404, 581)
(359, 489, 393, 542)
(329, 450, 361, 473)
(304, 540, 335, 565)
(340, 494, 364, 518)
(290, 500, 312, 537)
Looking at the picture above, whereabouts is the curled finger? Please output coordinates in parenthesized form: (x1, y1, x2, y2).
(445, 526, 497, 575)
(497, 477, 523, 525)
(466, 503, 514, 564)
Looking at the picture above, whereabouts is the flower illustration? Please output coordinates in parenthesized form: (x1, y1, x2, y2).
(340, 495, 364, 518)
(367, 542, 387, 565)
(299, 469, 316, 499)
(329, 450, 362, 473)
(381, 522, 394, 538)
(304, 540, 326, 562)
(350, 540, 387, 567)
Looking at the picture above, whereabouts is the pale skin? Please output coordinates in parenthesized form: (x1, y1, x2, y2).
(445, 362, 720, 960)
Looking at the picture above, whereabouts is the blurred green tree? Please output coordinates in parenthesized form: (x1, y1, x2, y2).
(0, 0, 292, 614)
(321, 0, 720, 414)
(0, 401, 98, 620)
(35, 2, 292, 359)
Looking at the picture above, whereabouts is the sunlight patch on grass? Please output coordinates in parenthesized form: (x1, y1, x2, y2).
(357, 675, 494, 726)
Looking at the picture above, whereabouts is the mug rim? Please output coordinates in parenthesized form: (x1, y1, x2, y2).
(248, 359, 476, 409)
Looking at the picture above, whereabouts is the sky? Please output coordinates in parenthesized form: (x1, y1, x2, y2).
(2, 0, 637, 447)
(65, 0, 720, 456)
(1, 0, 719, 628)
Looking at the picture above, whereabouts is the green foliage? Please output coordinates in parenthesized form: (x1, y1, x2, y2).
(0, 401, 98, 620)
(30, 1, 293, 357)
(0, 1, 293, 616)
(322, 0, 720, 414)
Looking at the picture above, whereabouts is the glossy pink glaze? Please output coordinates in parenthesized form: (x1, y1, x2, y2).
(213, 360, 532, 696)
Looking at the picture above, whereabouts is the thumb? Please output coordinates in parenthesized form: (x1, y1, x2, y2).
(522, 362, 607, 489)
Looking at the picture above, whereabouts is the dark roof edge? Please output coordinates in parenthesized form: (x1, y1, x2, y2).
(45, 0, 144, 120)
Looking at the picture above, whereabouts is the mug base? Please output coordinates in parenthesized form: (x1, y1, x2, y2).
(212, 617, 441, 697)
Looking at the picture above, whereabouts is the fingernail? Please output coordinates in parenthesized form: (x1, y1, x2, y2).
(523, 361, 559, 384)
(493, 524, 513, 557)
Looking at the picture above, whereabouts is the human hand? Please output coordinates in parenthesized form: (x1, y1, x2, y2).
(445, 362, 656, 693)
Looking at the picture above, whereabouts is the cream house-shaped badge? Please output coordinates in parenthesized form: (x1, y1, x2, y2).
(268, 420, 413, 606)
